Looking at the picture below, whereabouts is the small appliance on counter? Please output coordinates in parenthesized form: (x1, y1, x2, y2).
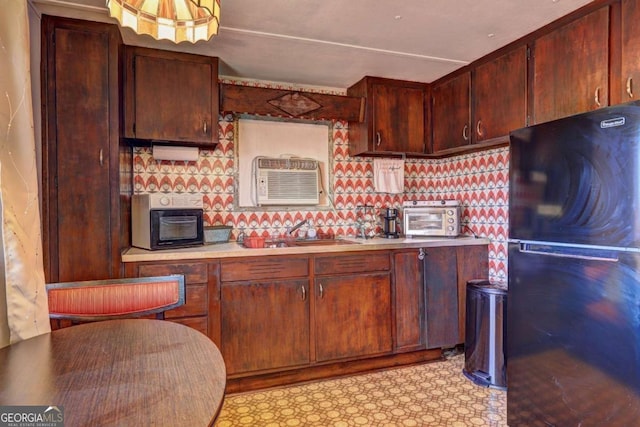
(402, 200, 460, 237)
(381, 208, 400, 238)
(132, 193, 204, 250)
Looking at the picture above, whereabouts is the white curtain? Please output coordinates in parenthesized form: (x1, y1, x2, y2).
(0, 0, 51, 347)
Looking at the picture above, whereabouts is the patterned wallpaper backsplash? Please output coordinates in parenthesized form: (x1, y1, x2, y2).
(132, 82, 509, 283)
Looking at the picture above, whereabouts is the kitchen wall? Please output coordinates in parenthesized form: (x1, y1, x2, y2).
(133, 80, 509, 283)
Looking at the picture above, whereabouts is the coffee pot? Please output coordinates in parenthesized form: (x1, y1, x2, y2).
(382, 208, 400, 238)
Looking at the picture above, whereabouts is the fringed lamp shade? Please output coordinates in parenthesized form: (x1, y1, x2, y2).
(107, 0, 220, 43)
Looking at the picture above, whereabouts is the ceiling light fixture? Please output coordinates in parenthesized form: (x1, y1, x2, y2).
(106, 0, 220, 44)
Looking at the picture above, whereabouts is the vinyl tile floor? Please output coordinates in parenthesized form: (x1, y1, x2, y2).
(214, 354, 507, 427)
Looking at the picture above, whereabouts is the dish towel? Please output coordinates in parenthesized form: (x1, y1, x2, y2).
(373, 158, 405, 193)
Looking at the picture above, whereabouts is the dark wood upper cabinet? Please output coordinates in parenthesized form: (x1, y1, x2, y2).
(431, 72, 471, 153)
(123, 46, 219, 146)
(347, 77, 428, 156)
(473, 45, 528, 141)
(621, 0, 640, 102)
(431, 46, 526, 154)
(41, 16, 125, 283)
(531, 6, 610, 124)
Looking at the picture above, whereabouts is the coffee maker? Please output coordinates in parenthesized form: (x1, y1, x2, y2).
(382, 208, 400, 238)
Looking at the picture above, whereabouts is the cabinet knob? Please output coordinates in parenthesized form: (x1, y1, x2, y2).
(99, 149, 104, 166)
(462, 124, 469, 142)
(594, 87, 602, 107)
(301, 285, 306, 301)
(203, 121, 208, 134)
(627, 77, 634, 99)
(376, 131, 381, 147)
(318, 283, 324, 299)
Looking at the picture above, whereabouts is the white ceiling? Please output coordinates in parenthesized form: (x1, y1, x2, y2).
(31, 0, 594, 90)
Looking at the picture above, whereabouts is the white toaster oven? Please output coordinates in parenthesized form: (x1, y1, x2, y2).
(403, 200, 460, 237)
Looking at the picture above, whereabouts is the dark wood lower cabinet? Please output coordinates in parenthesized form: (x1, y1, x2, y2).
(124, 243, 487, 392)
(393, 250, 426, 352)
(315, 273, 392, 362)
(221, 279, 310, 375)
(394, 245, 489, 351)
(424, 247, 460, 349)
(220, 253, 392, 376)
(313, 252, 393, 362)
(123, 260, 220, 344)
(219, 256, 311, 376)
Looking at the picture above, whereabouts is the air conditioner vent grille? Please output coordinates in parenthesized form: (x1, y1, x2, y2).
(265, 170, 318, 200)
(256, 157, 320, 205)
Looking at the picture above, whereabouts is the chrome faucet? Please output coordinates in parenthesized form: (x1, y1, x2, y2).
(287, 219, 308, 235)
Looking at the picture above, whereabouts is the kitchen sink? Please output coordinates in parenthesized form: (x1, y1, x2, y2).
(254, 238, 362, 249)
(290, 238, 360, 246)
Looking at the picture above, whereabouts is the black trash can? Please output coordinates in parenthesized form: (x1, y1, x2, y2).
(463, 279, 507, 390)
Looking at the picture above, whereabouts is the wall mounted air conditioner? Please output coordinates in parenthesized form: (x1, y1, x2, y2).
(255, 157, 320, 205)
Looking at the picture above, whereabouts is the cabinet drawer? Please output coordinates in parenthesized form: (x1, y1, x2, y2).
(221, 257, 309, 282)
(314, 252, 390, 275)
(165, 284, 207, 318)
(138, 262, 208, 284)
(168, 317, 208, 335)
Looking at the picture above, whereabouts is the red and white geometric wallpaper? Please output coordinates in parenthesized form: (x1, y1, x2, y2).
(133, 83, 509, 283)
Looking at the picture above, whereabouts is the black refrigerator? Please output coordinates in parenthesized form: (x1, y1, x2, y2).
(507, 101, 640, 426)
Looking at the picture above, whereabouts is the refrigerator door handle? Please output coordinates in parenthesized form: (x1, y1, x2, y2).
(519, 242, 619, 262)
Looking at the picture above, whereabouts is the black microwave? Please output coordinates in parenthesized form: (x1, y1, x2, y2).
(132, 194, 204, 250)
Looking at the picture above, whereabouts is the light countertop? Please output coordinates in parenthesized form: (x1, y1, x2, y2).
(122, 236, 490, 263)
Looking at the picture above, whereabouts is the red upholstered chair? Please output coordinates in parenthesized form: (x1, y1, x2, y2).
(46, 275, 186, 324)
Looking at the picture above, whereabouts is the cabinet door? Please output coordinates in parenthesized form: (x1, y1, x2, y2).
(221, 279, 310, 375)
(393, 250, 425, 352)
(532, 7, 609, 124)
(315, 273, 392, 362)
(424, 246, 459, 349)
(432, 72, 471, 152)
(42, 17, 120, 282)
(347, 77, 426, 156)
(125, 47, 218, 145)
(621, 0, 640, 102)
(473, 46, 528, 141)
(372, 83, 426, 154)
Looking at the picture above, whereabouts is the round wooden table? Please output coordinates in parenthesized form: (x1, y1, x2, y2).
(0, 319, 226, 426)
